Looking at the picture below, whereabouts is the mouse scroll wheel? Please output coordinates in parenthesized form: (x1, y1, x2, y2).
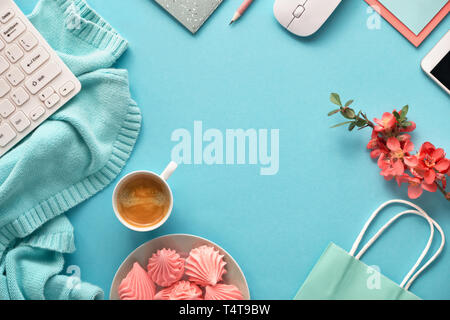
(293, 5, 305, 18)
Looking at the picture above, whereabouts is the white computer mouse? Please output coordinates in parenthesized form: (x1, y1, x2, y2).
(274, 0, 342, 37)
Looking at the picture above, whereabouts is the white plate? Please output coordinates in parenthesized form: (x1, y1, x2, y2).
(110, 234, 250, 300)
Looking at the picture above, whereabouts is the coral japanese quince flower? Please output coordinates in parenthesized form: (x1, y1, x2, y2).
(397, 174, 437, 199)
(400, 121, 416, 133)
(415, 142, 450, 184)
(397, 133, 411, 142)
(367, 130, 388, 159)
(378, 153, 403, 180)
(377, 137, 417, 179)
(387, 137, 418, 167)
(373, 112, 396, 133)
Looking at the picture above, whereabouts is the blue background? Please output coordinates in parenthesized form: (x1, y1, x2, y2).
(18, 0, 450, 299)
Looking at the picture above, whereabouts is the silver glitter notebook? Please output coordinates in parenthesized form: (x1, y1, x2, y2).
(155, 0, 223, 34)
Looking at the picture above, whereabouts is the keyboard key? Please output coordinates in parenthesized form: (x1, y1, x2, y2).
(0, 122, 16, 147)
(5, 43, 23, 63)
(0, 79, 10, 97)
(0, 99, 14, 118)
(18, 31, 37, 51)
(59, 81, 75, 97)
(1, 18, 26, 43)
(0, 56, 9, 74)
(39, 86, 54, 101)
(0, 8, 14, 24)
(20, 46, 49, 74)
(0, 39, 4, 51)
(11, 87, 29, 106)
(44, 93, 60, 109)
(25, 61, 61, 94)
(29, 105, 45, 121)
(10, 111, 30, 132)
(6, 66, 24, 86)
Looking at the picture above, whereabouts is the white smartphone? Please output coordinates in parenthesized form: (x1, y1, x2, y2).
(421, 30, 450, 95)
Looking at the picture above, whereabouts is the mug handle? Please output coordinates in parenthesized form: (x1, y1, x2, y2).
(161, 161, 178, 181)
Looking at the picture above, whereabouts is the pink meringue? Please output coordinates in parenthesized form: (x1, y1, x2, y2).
(185, 245, 227, 286)
(154, 281, 203, 300)
(204, 284, 244, 300)
(118, 262, 155, 300)
(147, 248, 185, 287)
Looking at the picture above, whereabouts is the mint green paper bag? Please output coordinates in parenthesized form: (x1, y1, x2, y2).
(295, 200, 445, 300)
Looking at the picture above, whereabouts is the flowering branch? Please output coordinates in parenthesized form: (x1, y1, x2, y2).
(328, 93, 450, 202)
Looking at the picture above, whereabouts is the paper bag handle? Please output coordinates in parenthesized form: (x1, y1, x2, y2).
(349, 199, 445, 290)
(353, 209, 434, 289)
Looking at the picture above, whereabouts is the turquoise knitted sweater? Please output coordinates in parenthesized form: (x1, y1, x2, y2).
(0, 0, 141, 299)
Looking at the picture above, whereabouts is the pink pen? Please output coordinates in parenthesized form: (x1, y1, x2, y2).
(229, 0, 254, 25)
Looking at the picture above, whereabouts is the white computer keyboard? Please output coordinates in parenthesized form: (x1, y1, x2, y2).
(0, 0, 81, 158)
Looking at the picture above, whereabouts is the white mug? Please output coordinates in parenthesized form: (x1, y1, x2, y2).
(112, 161, 178, 232)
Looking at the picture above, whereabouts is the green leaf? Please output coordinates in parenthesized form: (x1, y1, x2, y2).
(330, 121, 352, 128)
(355, 118, 367, 127)
(401, 105, 409, 117)
(343, 108, 356, 119)
(328, 109, 340, 116)
(393, 111, 401, 121)
(330, 93, 342, 106)
(348, 123, 356, 131)
(345, 100, 354, 107)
